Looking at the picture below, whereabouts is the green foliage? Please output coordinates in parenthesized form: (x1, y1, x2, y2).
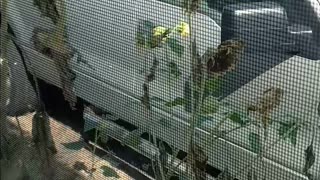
(249, 132, 261, 153)
(167, 61, 182, 78)
(228, 112, 249, 126)
(277, 122, 298, 146)
(167, 38, 185, 57)
(98, 122, 109, 144)
(135, 20, 154, 48)
(165, 97, 187, 107)
(204, 77, 221, 96)
(200, 96, 220, 115)
(135, 20, 185, 57)
(100, 165, 120, 178)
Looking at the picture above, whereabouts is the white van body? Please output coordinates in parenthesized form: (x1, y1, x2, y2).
(6, 0, 320, 179)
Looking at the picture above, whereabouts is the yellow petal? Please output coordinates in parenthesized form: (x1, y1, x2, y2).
(178, 22, 190, 37)
(153, 26, 167, 36)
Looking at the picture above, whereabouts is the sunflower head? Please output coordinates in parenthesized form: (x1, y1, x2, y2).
(150, 26, 171, 48)
(205, 39, 244, 77)
(183, 0, 203, 14)
(177, 22, 190, 38)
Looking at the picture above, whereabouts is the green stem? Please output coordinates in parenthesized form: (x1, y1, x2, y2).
(53, 0, 66, 44)
(90, 128, 99, 179)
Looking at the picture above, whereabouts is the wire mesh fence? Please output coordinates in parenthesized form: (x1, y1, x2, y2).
(1, 0, 320, 180)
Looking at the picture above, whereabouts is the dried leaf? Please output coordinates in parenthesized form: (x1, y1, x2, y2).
(33, 0, 60, 24)
(303, 143, 315, 174)
(159, 141, 168, 169)
(190, 142, 208, 180)
(183, 0, 202, 14)
(205, 39, 244, 77)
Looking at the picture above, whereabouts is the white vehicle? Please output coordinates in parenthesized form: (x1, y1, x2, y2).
(4, 0, 320, 179)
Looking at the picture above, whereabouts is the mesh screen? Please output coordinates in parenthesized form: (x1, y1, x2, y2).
(1, 0, 320, 180)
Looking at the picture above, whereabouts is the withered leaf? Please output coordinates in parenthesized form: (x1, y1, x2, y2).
(205, 39, 244, 77)
(303, 142, 315, 175)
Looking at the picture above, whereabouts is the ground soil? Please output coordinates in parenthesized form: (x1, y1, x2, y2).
(1, 113, 134, 180)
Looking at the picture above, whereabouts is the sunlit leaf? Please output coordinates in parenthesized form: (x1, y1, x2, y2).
(165, 97, 186, 107)
(249, 132, 261, 153)
(167, 38, 184, 57)
(200, 96, 220, 115)
(62, 140, 86, 151)
(100, 165, 120, 178)
(277, 122, 298, 146)
(176, 22, 190, 37)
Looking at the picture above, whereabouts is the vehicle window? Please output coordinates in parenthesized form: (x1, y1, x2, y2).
(156, 0, 283, 25)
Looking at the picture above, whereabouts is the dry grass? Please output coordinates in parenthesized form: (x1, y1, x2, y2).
(1, 113, 134, 180)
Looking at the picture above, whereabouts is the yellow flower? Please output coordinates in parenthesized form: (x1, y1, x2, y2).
(151, 26, 171, 48)
(153, 26, 168, 36)
(177, 22, 190, 37)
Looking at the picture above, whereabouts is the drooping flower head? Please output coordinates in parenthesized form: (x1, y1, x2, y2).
(204, 39, 245, 77)
(183, 0, 202, 14)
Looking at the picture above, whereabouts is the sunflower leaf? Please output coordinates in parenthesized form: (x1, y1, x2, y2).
(249, 132, 261, 153)
(167, 38, 184, 57)
(165, 97, 186, 108)
(100, 165, 120, 178)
